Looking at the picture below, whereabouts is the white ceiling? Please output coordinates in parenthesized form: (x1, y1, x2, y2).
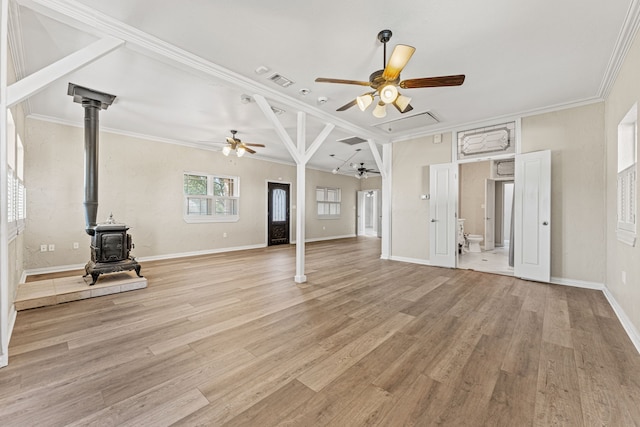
(8, 0, 637, 174)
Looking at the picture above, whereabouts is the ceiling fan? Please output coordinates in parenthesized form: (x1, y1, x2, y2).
(315, 29, 465, 118)
(221, 130, 265, 157)
(353, 162, 380, 179)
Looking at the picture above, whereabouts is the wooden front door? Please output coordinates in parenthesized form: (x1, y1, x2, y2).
(268, 182, 290, 246)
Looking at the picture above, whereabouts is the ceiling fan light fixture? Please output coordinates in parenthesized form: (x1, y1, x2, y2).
(236, 146, 246, 157)
(222, 145, 231, 156)
(395, 93, 412, 112)
(373, 101, 387, 118)
(356, 93, 374, 111)
(379, 84, 398, 104)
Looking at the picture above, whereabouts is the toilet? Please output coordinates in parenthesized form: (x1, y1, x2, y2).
(467, 234, 484, 253)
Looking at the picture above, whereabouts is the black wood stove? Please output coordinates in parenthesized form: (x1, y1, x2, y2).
(85, 213, 142, 285)
(69, 83, 142, 285)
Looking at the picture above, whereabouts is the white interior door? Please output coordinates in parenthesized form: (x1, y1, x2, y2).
(376, 190, 382, 237)
(514, 150, 551, 282)
(485, 179, 496, 251)
(429, 163, 458, 268)
(356, 191, 365, 236)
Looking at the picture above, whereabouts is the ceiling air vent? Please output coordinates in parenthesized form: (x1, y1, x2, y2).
(337, 136, 367, 146)
(268, 73, 295, 87)
(373, 111, 440, 133)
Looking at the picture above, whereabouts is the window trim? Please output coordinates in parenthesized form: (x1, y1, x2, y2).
(183, 172, 240, 223)
(316, 186, 341, 219)
(616, 103, 637, 246)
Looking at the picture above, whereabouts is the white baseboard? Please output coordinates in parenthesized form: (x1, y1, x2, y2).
(137, 243, 266, 262)
(291, 234, 357, 244)
(390, 256, 431, 266)
(550, 276, 605, 290)
(23, 244, 267, 278)
(23, 263, 86, 278)
(603, 287, 640, 354)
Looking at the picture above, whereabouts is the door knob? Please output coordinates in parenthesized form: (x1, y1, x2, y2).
(542, 221, 549, 226)
(431, 219, 437, 222)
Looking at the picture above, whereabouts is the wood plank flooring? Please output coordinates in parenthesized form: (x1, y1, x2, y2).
(1, 237, 639, 426)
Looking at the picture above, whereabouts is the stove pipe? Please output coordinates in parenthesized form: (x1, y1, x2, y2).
(68, 83, 116, 236)
(83, 99, 101, 235)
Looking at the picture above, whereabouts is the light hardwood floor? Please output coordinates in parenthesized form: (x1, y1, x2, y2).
(1, 237, 639, 426)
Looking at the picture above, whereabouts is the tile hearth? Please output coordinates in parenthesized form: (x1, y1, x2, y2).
(15, 271, 147, 310)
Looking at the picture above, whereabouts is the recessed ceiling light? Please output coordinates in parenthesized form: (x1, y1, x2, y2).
(255, 65, 270, 75)
(299, 88, 311, 96)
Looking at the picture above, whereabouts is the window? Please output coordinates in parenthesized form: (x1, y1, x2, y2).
(317, 186, 341, 219)
(183, 172, 239, 223)
(6, 111, 25, 240)
(617, 103, 637, 246)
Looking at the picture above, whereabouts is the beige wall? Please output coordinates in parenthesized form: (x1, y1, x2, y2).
(605, 27, 640, 334)
(24, 118, 360, 269)
(521, 103, 606, 283)
(391, 133, 452, 260)
(390, 105, 606, 284)
(459, 161, 491, 236)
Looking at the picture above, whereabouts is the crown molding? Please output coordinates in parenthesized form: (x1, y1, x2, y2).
(599, 0, 640, 98)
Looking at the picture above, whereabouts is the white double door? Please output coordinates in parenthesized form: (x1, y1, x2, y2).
(429, 150, 550, 282)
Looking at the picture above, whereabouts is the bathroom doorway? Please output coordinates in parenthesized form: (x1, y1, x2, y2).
(458, 160, 514, 275)
(356, 190, 381, 237)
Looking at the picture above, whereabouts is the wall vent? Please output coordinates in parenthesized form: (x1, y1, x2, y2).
(373, 111, 440, 133)
(268, 73, 294, 87)
(336, 136, 367, 146)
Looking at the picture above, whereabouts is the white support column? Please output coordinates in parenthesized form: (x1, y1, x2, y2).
(7, 36, 123, 106)
(255, 97, 336, 283)
(295, 112, 307, 283)
(0, 0, 10, 368)
(380, 144, 392, 260)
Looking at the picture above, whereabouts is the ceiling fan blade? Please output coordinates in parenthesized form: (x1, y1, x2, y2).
(243, 146, 256, 154)
(226, 137, 236, 144)
(382, 44, 416, 81)
(336, 99, 358, 111)
(315, 77, 371, 86)
(392, 101, 413, 113)
(243, 143, 266, 147)
(400, 74, 466, 89)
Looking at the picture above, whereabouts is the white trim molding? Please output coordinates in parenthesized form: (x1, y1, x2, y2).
(550, 276, 605, 290)
(390, 256, 432, 266)
(603, 286, 640, 354)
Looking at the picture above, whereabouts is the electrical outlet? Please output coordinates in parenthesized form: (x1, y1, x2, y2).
(73, 242, 79, 249)
(223, 232, 228, 238)
(48, 244, 55, 252)
(40, 244, 47, 252)
(622, 270, 627, 284)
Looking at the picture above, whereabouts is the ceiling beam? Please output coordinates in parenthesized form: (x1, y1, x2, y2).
(15, 0, 385, 141)
(367, 139, 386, 179)
(254, 94, 301, 164)
(7, 36, 123, 107)
(304, 122, 335, 164)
